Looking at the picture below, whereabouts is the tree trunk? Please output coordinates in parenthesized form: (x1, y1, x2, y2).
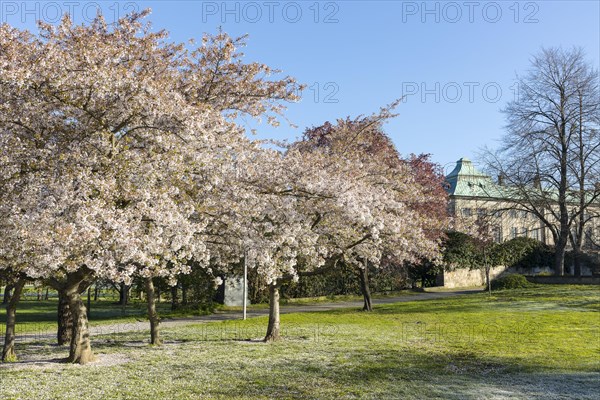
(47, 269, 94, 363)
(44, 287, 49, 300)
(181, 283, 188, 306)
(264, 283, 281, 342)
(118, 283, 130, 306)
(573, 252, 581, 276)
(57, 289, 73, 346)
(573, 92, 586, 278)
(66, 289, 94, 364)
(554, 234, 568, 276)
(556, 135, 570, 277)
(358, 266, 372, 312)
(570, 233, 583, 277)
(2, 284, 13, 305)
(145, 278, 162, 346)
(2, 279, 26, 362)
(482, 248, 492, 295)
(171, 284, 179, 311)
(94, 285, 99, 301)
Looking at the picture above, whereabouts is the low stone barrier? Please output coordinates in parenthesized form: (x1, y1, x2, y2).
(439, 266, 507, 288)
(525, 276, 600, 285)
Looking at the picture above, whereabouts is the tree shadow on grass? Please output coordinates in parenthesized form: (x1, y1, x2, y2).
(214, 347, 600, 399)
(0, 340, 70, 368)
(314, 298, 500, 317)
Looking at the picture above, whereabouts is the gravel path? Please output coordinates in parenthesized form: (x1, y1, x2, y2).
(3, 288, 482, 344)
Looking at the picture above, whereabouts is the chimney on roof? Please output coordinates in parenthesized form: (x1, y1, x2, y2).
(498, 174, 505, 186)
(533, 174, 541, 189)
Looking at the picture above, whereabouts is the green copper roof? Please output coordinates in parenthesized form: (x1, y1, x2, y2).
(445, 158, 504, 198)
(445, 158, 599, 204)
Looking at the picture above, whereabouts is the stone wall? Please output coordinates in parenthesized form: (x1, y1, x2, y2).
(439, 264, 595, 288)
(440, 266, 507, 288)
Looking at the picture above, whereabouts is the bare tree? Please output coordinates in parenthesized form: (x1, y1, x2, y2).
(568, 76, 600, 275)
(484, 47, 600, 275)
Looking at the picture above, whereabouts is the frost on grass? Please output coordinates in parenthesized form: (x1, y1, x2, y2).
(0, 351, 131, 371)
(455, 372, 600, 400)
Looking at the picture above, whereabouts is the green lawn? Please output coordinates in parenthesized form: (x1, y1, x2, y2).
(1, 285, 598, 399)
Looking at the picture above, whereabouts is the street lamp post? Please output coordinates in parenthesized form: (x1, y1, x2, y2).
(243, 248, 247, 320)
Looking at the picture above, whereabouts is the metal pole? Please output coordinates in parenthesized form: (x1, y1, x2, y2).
(243, 248, 247, 320)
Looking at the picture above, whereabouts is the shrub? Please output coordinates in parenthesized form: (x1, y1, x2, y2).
(406, 259, 441, 288)
(492, 237, 554, 270)
(280, 262, 410, 300)
(490, 274, 532, 290)
(443, 231, 480, 270)
(564, 250, 600, 275)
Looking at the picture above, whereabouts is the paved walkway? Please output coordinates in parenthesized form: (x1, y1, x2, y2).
(4, 288, 482, 343)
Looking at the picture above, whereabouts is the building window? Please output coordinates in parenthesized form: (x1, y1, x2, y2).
(462, 208, 472, 217)
(521, 227, 528, 237)
(511, 227, 518, 239)
(477, 208, 486, 218)
(493, 226, 502, 243)
(509, 210, 518, 218)
(531, 229, 539, 241)
(520, 210, 528, 219)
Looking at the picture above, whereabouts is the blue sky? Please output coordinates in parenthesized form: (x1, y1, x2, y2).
(2, 1, 599, 173)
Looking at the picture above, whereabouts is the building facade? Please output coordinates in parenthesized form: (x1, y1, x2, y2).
(445, 157, 600, 249)
(439, 158, 599, 286)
